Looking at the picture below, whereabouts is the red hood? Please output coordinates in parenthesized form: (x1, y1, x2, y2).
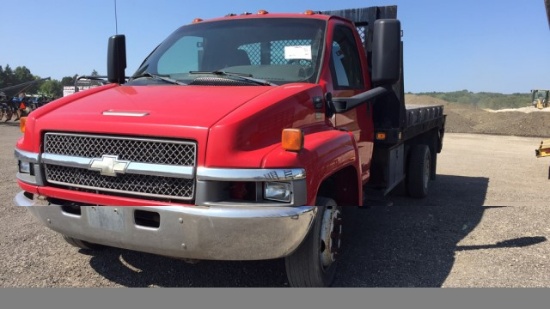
(21, 82, 324, 167)
(31, 85, 272, 135)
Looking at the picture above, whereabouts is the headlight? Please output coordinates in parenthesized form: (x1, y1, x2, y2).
(19, 161, 31, 174)
(264, 181, 292, 203)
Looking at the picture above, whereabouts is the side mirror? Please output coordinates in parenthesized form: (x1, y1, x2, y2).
(371, 19, 401, 85)
(107, 35, 127, 84)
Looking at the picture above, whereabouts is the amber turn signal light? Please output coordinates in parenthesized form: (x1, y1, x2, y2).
(282, 128, 304, 152)
(19, 117, 27, 133)
(375, 132, 386, 140)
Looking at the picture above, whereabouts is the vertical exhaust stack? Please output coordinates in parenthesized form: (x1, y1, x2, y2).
(546, 0, 550, 29)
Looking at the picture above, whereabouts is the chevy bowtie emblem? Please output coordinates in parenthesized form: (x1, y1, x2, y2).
(89, 155, 130, 177)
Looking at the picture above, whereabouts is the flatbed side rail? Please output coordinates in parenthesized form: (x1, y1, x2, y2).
(374, 114, 446, 146)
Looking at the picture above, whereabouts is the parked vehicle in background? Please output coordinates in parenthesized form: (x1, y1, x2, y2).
(0, 77, 51, 121)
(0, 92, 13, 121)
(63, 75, 110, 97)
(531, 89, 549, 109)
(23, 95, 54, 111)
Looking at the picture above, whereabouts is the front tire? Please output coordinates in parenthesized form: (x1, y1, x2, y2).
(285, 197, 343, 287)
(62, 235, 102, 250)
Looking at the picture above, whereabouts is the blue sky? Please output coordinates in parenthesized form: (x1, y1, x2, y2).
(1, 0, 549, 94)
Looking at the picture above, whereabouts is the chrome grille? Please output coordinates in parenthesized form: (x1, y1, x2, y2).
(45, 165, 194, 199)
(44, 133, 195, 166)
(43, 133, 197, 201)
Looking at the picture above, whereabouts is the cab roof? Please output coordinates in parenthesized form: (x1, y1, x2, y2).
(189, 10, 334, 24)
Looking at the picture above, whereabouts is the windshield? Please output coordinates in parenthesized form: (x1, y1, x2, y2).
(130, 18, 326, 86)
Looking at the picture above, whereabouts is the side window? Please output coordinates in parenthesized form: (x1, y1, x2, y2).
(157, 36, 203, 74)
(330, 26, 364, 89)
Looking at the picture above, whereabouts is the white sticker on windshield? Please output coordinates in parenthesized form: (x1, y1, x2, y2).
(284, 45, 312, 60)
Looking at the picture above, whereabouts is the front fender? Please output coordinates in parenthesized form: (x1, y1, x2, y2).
(261, 128, 360, 205)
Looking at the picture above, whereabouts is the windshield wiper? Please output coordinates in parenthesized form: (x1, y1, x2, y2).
(189, 70, 276, 86)
(131, 72, 187, 85)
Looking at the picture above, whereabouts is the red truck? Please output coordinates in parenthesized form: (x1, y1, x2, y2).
(14, 6, 445, 287)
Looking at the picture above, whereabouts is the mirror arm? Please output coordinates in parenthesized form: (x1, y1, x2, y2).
(331, 85, 391, 113)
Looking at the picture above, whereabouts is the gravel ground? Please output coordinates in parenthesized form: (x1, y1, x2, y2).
(1, 103, 550, 287)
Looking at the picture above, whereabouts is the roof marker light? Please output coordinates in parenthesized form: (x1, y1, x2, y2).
(192, 18, 203, 23)
(257, 10, 269, 15)
(304, 10, 315, 15)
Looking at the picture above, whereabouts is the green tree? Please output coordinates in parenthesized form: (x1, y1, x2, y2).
(61, 75, 78, 86)
(39, 80, 63, 98)
(416, 90, 530, 110)
(2, 65, 14, 88)
(0, 65, 46, 94)
(89, 69, 103, 86)
(13, 66, 34, 84)
(0, 65, 4, 87)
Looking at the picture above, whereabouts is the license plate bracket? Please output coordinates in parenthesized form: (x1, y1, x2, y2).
(87, 206, 125, 232)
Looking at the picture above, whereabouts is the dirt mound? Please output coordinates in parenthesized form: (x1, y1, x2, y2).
(405, 94, 550, 138)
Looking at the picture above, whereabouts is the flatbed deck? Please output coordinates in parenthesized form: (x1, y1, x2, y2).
(373, 103, 446, 145)
(405, 104, 444, 127)
(402, 104, 446, 141)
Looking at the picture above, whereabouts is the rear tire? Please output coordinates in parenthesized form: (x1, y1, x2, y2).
(62, 235, 102, 250)
(407, 144, 431, 198)
(285, 197, 343, 287)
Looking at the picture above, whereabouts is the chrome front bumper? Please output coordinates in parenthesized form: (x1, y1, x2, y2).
(16, 192, 317, 260)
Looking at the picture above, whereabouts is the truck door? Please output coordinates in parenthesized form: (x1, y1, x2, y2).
(325, 21, 374, 184)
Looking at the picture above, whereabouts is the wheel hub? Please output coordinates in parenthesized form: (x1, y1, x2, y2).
(319, 207, 343, 268)
(423, 152, 431, 189)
